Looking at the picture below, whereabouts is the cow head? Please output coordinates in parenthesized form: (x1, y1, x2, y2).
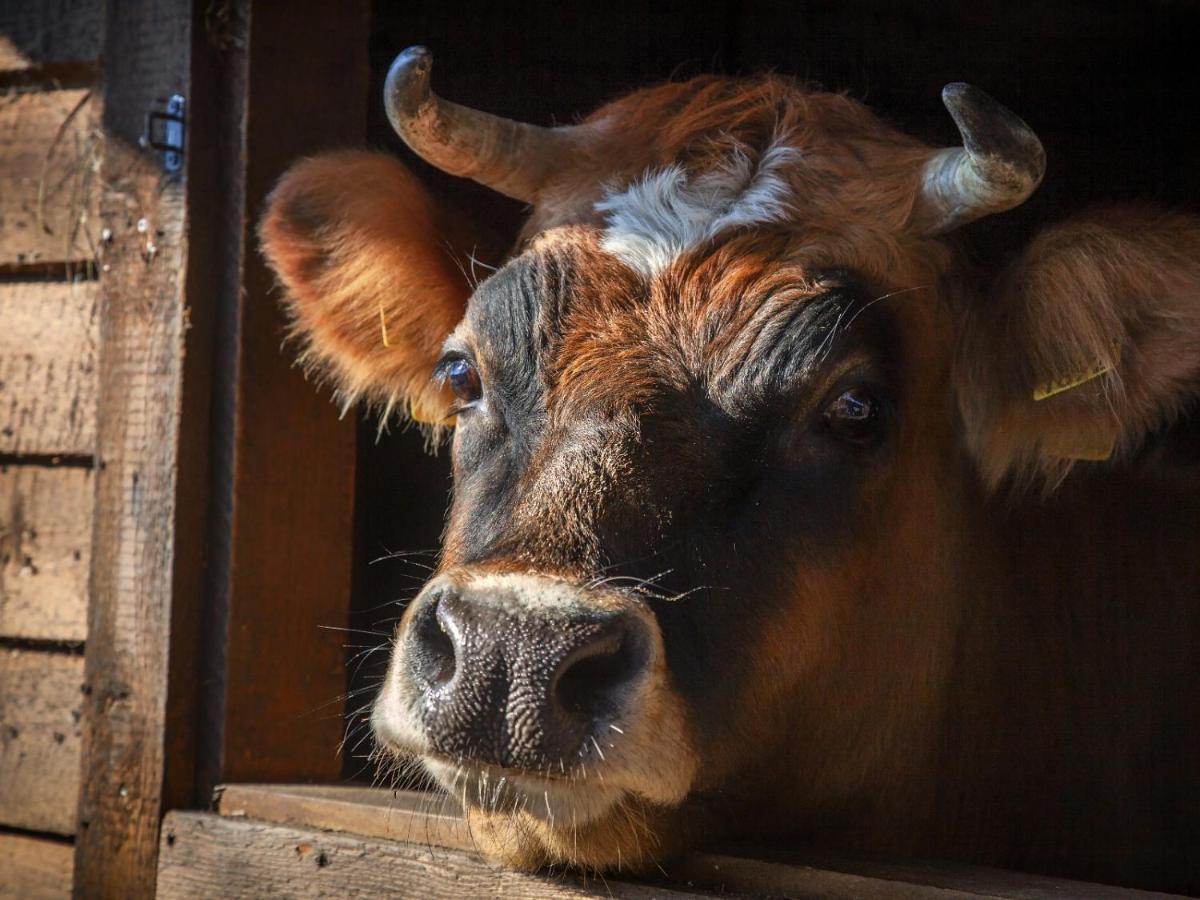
(260, 48, 1200, 872)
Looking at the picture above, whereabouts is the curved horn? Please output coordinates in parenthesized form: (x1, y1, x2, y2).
(919, 83, 1046, 234)
(384, 46, 578, 203)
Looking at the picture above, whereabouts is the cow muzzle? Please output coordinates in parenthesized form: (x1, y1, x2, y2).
(405, 576, 653, 770)
(372, 571, 698, 851)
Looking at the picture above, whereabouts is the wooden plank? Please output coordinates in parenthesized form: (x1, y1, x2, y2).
(206, 0, 364, 789)
(0, 465, 92, 641)
(669, 853, 1175, 900)
(217, 784, 475, 854)
(0, 832, 74, 899)
(0, 89, 100, 268)
(72, 0, 191, 895)
(0, 0, 103, 74)
(0, 648, 83, 834)
(0, 279, 98, 456)
(158, 810, 714, 899)
(158, 0, 249, 817)
(216, 785, 1175, 900)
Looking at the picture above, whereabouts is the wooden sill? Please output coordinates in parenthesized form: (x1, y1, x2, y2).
(155, 784, 1174, 898)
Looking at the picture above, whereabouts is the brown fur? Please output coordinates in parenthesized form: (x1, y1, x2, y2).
(956, 206, 1200, 490)
(259, 152, 481, 426)
(261, 74, 1200, 890)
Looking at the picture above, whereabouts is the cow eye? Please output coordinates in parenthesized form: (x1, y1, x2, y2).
(443, 358, 482, 406)
(822, 387, 880, 440)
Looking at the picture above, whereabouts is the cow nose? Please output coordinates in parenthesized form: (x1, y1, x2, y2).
(404, 582, 652, 770)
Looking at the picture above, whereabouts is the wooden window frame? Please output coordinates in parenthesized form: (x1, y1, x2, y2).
(69, 0, 368, 894)
(154, 783, 1155, 899)
(20, 1, 1186, 896)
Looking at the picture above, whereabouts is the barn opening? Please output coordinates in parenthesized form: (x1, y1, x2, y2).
(1, 0, 1197, 896)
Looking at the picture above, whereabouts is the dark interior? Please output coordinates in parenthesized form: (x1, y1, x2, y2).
(345, 0, 1200, 780)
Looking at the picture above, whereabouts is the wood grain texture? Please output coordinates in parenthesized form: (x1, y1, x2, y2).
(157, 811, 713, 899)
(159, 0, 248, 816)
(0, 648, 83, 834)
(0, 279, 98, 456)
(216, 785, 1171, 900)
(0, 0, 102, 73)
(217, 784, 476, 854)
(0, 465, 92, 641)
(0, 89, 100, 267)
(72, 0, 191, 895)
(0, 832, 74, 899)
(211, 0, 364, 788)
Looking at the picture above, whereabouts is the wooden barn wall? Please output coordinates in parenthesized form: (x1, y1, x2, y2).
(1, 0, 368, 895)
(349, 0, 1200, 778)
(0, 3, 101, 897)
(0, 2, 102, 897)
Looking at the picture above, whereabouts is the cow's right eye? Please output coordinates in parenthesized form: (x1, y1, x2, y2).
(822, 386, 885, 444)
(445, 359, 482, 405)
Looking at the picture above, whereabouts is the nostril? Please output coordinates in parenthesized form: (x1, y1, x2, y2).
(408, 594, 457, 690)
(554, 621, 649, 722)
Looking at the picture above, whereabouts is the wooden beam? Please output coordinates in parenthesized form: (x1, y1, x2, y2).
(0, 648, 83, 834)
(203, 0, 365, 789)
(0, 279, 98, 457)
(0, 832, 74, 899)
(0, 0, 102, 76)
(215, 785, 1167, 900)
(0, 465, 92, 642)
(72, 0, 191, 894)
(158, 0, 247, 818)
(0, 89, 100, 269)
(216, 784, 474, 853)
(157, 810, 709, 899)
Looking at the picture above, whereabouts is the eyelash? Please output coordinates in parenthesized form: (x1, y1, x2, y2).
(433, 351, 469, 380)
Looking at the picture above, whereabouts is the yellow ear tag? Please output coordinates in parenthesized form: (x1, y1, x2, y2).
(1033, 341, 1122, 402)
(1071, 440, 1116, 461)
(1048, 431, 1117, 461)
(1034, 343, 1123, 460)
(1033, 359, 1115, 401)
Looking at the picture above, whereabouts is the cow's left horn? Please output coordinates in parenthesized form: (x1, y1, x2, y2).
(918, 83, 1046, 234)
(384, 46, 580, 203)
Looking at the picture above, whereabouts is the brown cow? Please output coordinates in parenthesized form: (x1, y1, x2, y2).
(260, 48, 1200, 892)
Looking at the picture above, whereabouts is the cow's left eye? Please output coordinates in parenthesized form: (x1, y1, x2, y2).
(823, 387, 880, 441)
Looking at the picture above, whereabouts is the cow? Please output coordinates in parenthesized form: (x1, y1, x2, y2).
(259, 47, 1200, 892)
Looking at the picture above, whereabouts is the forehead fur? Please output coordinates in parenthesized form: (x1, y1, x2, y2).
(529, 76, 942, 259)
(470, 230, 869, 415)
(596, 143, 799, 277)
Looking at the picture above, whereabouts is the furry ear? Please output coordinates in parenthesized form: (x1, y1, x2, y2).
(955, 207, 1200, 491)
(260, 151, 484, 425)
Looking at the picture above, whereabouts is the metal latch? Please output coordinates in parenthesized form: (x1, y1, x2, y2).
(142, 94, 186, 174)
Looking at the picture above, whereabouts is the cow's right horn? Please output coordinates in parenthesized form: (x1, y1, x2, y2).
(917, 83, 1046, 234)
(384, 46, 579, 203)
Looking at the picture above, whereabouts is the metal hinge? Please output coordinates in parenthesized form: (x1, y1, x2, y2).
(142, 94, 186, 174)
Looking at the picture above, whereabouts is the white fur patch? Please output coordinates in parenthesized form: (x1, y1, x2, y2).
(596, 143, 798, 277)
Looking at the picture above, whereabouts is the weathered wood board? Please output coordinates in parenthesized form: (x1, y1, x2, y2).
(72, 0, 192, 893)
(0, 88, 100, 268)
(0, 279, 98, 456)
(216, 783, 476, 854)
(211, 0, 362, 790)
(158, 810, 713, 899)
(0, 832, 74, 899)
(0, 0, 102, 74)
(214, 784, 1175, 900)
(0, 465, 92, 641)
(0, 647, 84, 834)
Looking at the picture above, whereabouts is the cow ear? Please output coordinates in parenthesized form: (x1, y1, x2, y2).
(955, 207, 1200, 492)
(259, 151, 483, 427)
